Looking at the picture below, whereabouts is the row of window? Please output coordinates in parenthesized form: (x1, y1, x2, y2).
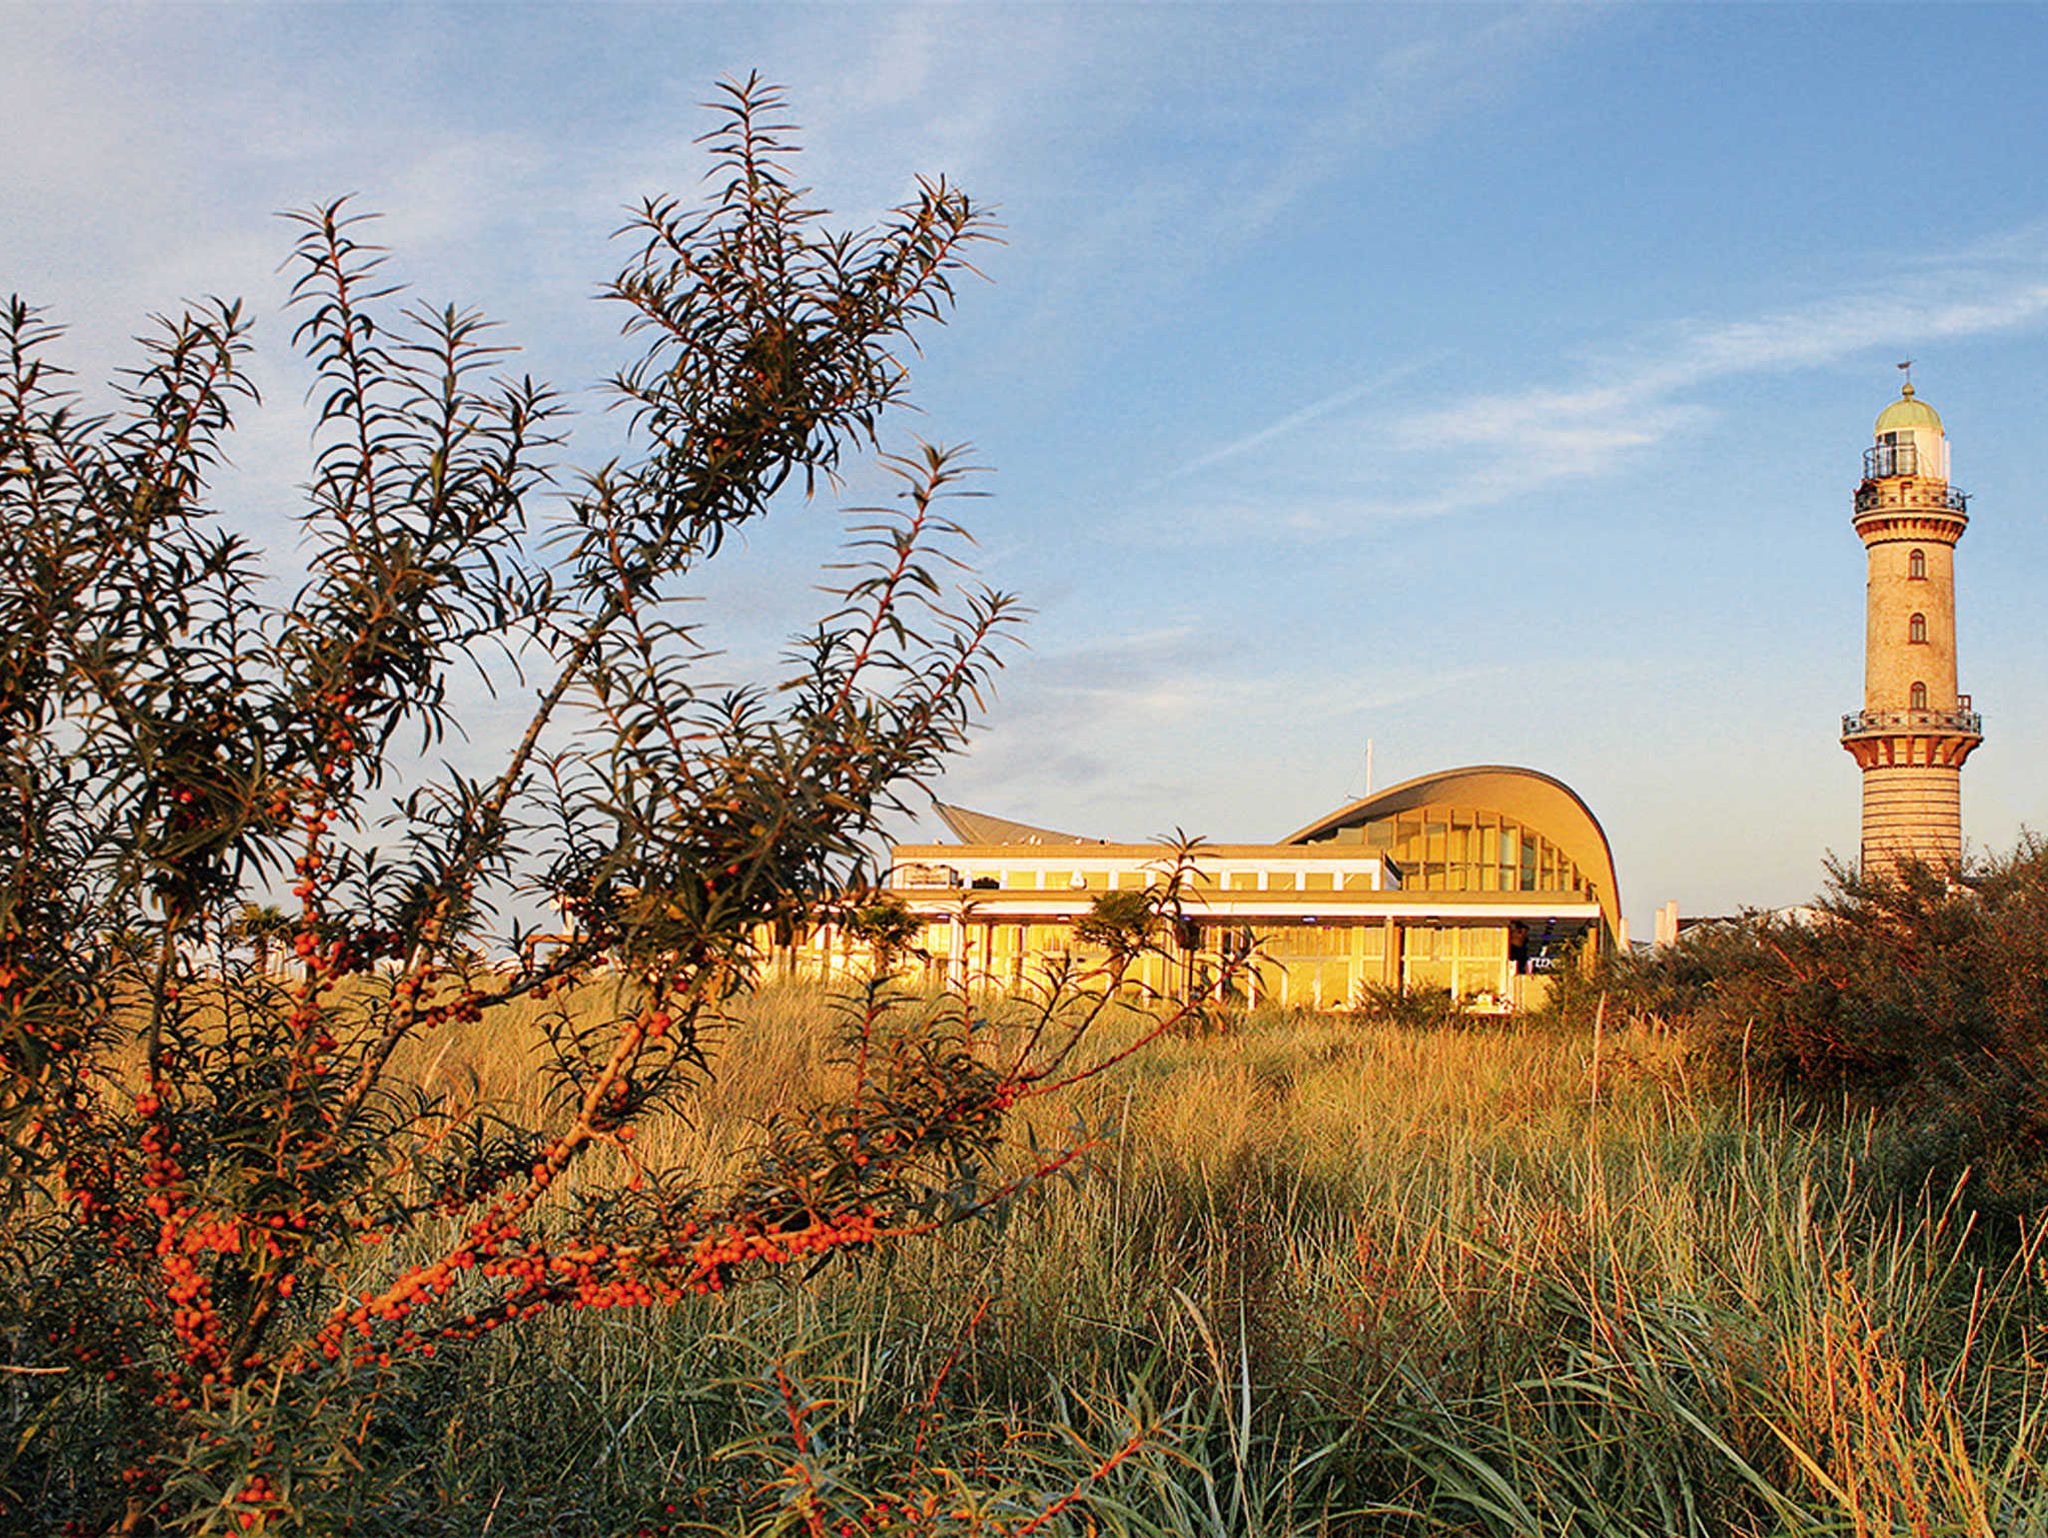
(1336, 810, 1593, 898)
(921, 920, 1517, 964)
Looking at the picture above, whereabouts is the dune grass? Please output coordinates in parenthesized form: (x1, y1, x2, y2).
(363, 982, 2048, 1536)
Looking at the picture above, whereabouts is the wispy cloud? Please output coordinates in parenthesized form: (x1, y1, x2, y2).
(983, 5, 1594, 379)
(1221, 8, 1588, 251)
(936, 623, 1517, 839)
(1151, 238, 2048, 536)
(1384, 265, 2048, 514)
(1162, 355, 1446, 482)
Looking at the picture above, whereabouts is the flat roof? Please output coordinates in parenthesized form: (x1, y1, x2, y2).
(888, 889, 1601, 922)
(892, 842, 1390, 861)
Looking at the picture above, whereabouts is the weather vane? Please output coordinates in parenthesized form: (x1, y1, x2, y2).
(1898, 359, 1914, 392)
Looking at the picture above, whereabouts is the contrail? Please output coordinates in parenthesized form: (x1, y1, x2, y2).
(1165, 354, 1445, 482)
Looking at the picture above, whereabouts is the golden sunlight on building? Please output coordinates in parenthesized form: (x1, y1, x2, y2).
(877, 765, 1622, 1012)
(1840, 378, 1983, 876)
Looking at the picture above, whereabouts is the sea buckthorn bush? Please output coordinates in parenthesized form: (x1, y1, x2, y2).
(0, 78, 1217, 1534)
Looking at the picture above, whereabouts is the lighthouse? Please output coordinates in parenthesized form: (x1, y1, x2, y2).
(1839, 377, 1983, 877)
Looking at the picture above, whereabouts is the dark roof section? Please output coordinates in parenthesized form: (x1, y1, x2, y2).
(933, 803, 1102, 846)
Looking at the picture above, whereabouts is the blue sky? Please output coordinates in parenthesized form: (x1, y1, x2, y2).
(6, 3, 2046, 936)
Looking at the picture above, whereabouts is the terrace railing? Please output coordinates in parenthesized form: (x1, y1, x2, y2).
(1841, 704, 1982, 738)
(1855, 480, 1970, 514)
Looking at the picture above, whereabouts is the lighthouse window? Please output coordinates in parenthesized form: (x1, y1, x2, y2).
(1911, 682, 1928, 711)
(1909, 612, 1928, 644)
(1871, 432, 1918, 478)
(1909, 549, 1926, 580)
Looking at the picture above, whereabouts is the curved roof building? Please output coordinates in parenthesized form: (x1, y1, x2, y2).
(879, 764, 1621, 1012)
(1280, 765, 1623, 937)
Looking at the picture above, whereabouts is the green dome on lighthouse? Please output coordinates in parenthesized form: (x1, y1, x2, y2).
(1875, 382, 1943, 435)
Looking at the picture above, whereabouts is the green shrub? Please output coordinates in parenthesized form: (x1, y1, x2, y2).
(1607, 837, 2048, 1208)
(1351, 983, 1470, 1031)
(1517, 937, 1614, 1030)
(1073, 889, 1157, 990)
(842, 892, 925, 976)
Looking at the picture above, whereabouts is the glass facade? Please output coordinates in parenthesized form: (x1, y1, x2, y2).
(1399, 923, 1510, 998)
(1338, 809, 1594, 899)
(1252, 922, 1365, 958)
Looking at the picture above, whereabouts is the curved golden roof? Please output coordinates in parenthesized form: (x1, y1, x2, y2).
(1876, 383, 1943, 435)
(1279, 764, 1623, 938)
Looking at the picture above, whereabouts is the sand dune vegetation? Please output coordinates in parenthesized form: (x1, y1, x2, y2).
(303, 979, 2048, 1536)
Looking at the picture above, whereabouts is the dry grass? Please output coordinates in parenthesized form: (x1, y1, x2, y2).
(365, 983, 2048, 1536)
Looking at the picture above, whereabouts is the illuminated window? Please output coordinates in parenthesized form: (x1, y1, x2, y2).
(1909, 612, 1928, 644)
(1911, 681, 1928, 711)
(1909, 548, 1927, 579)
